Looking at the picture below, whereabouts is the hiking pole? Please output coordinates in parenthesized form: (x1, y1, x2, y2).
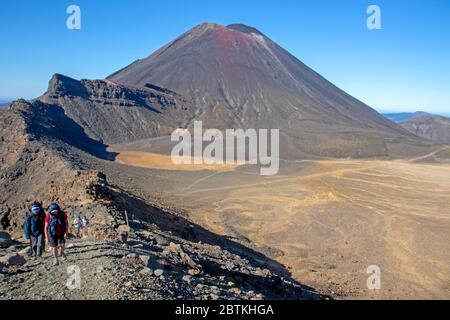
(125, 210, 129, 227)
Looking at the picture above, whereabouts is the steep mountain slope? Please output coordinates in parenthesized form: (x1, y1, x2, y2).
(400, 115, 450, 144)
(108, 22, 432, 158)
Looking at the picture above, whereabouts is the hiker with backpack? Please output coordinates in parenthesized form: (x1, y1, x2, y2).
(72, 216, 82, 238)
(44, 203, 69, 266)
(81, 216, 89, 229)
(23, 202, 46, 258)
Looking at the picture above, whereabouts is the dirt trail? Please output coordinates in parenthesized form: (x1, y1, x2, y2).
(407, 146, 450, 162)
(1, 213, 325, 300)
(1, 240, 126, 299)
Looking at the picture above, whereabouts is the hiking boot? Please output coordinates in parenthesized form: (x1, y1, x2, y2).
(60, 254, 67, 262)
(52, 258, 59, 266)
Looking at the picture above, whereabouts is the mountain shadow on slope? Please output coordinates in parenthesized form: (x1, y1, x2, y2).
(108, 184, 323, 299)
(12, 99, 117, 160)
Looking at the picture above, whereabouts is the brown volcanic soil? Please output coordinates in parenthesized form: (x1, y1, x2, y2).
(105, 151, 450, 300)
(113, 150, 240, 171)
(1, 89, 448, 300)
(1, 101, 323, 300)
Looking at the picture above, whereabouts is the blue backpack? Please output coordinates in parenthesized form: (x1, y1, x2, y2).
(30, 214, 44, 236)
(48, 211, 66, 237)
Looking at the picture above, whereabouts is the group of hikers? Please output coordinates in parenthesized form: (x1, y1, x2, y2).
(23, 201, 89, 266)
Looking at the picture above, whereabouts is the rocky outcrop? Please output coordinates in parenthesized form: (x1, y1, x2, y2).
(0, 253, 26, 266)
(38, 74, 195, 146)
(0, 231, 12, 248)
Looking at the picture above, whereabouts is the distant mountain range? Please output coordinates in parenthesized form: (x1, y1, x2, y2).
(382, 111, 430, 122)
(0, 101, 10, 109)
(398, 114, 450, 145)
(382, 111, 450, 122)
(381, 111, 450, 144)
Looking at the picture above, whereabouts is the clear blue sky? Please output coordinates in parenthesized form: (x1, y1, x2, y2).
(1, 0, 449, 113)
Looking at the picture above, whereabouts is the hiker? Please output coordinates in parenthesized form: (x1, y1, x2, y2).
(72, 216, 82, 237)
(23, 202, 46, 258)
(81, 216, 89, 237)
(44, 203, 69, 266)
(81, 216, 89, 228)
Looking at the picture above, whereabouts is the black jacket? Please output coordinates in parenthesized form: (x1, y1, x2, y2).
(23, 211, 46, 238)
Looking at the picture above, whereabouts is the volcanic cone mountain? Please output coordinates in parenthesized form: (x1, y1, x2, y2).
(109, 22, 434, 158)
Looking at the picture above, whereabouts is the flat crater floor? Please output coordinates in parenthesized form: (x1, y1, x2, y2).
(115, 150, 240, 171)
(111, 149, 450, 299)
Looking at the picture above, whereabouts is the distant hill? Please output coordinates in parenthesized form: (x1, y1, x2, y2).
(382, 111, 429, 123)
(399, 114, 450, 144)
(0, 100, 10, 109)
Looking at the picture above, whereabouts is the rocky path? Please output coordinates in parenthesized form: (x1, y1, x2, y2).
(1, 220, 325, 300)
(1, 240, 128, 299)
